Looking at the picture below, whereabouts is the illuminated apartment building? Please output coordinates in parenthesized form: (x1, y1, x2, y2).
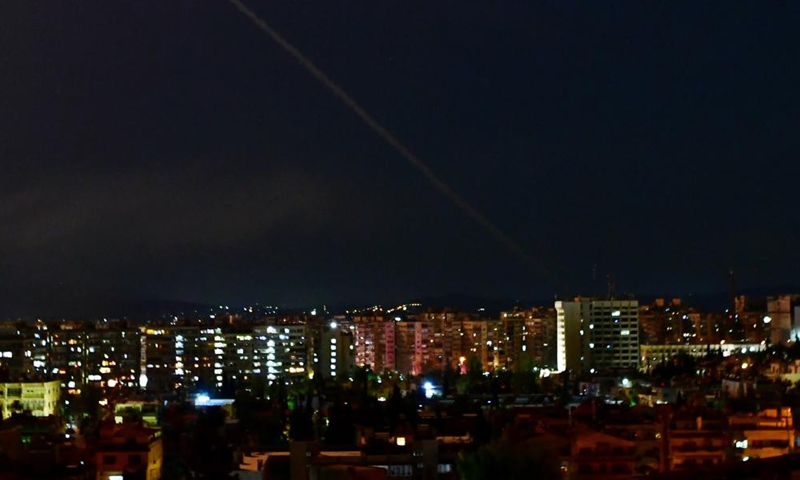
(556, 298, 639, 373)
(500, 308, 557, 369)
(222, 330, 257, 386)
(319, 323, 353, 379)
(46, 325, 86, 390)
(172, 326, 219, 392)
(0, 327, 25, 380)
(142, 328, 177, 393)
(0, 380, 60, 420)
(144, 326, 233, 394)
(394, 321, 417, 375)
(353, 314, 396, 373)
(141, 322, 311, 395)
(24, 331, 49, 379)
(84, 328, 142, 389)
(454, 319, 490, 369)
(253, 323, 308, 381)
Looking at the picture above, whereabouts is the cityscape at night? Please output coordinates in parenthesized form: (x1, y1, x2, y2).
(2, 1, 800, 480)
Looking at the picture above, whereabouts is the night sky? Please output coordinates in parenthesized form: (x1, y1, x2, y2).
(1, 2, 799, 316)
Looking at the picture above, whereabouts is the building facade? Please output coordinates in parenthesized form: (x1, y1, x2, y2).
(0, 380, 60, 420)
(556, 299, 639, 373)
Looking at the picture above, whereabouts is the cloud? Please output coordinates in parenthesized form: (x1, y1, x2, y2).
(0, 161, 357, 285)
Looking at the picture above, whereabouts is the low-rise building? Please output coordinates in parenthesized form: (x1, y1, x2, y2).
(640, 343, 764, 371)
(729, 407, 795, 460)
(566, 430, 637, 479)
(95, 423, 162, 480)
(114, 401, 160, 428)
(764, 359, 800, 383)
(255, 441, 456, 480)
(0, 380, 60, 420)
(667, 414, 730, 471)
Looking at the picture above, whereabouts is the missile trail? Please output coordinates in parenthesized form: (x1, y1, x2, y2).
(226, 0, 562, 291)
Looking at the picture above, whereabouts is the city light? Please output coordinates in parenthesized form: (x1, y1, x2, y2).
(423, 381, 436, 399)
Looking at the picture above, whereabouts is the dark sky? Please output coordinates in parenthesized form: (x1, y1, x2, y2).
(1, 2, 799, 316)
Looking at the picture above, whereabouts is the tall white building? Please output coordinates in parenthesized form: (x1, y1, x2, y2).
(555, 301, 582, 373)
(555, 299, 639, 373)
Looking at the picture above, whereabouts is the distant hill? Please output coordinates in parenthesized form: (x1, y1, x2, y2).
(0, 296, 215, 322)
(3, 285, 798, 321)
(410, 294, 527, 316)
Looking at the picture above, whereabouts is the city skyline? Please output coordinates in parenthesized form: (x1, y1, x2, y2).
(2, 292, 796, 396)
(2, 292, 799, 479)
(2, 2, 800, 317)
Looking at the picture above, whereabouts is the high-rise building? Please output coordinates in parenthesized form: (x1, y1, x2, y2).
(0, 326, 25, 381)
(43, 322, 144, 391)
(0, 322, 51, 382)
(142, 328, 176, 393)
(556, 298, 639, 373)
(394, 313, 462, 375)
(353, 315, 394, 372)
(253, 323, 308, 381)
(141, 321, 312, 395)
(352, 312, 521, 375)
(500, 308, 557, 369)
(47, 324, 86, 391)
(454, 318, 491, 370)
(84, 327, 142, 389)
(319, 324, 353, 380)
(409, 315, 437, 375)
(556, 301, 582, 373)
(25, 328, 49, 380)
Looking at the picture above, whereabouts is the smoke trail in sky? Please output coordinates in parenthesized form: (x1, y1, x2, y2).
(227, 0, 562, 291)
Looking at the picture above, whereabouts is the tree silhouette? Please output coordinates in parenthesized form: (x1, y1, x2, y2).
(324, 402, 355, 446)
(188, 407, 236, 479)
(457, 439, 559, 480)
